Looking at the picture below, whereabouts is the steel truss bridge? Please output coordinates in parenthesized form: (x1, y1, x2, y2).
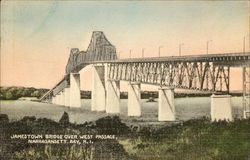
(107, 53, 249, 93)
(40, 31, 250, 119)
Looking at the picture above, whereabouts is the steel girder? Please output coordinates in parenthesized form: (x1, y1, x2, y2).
(107, 61, 230, 93)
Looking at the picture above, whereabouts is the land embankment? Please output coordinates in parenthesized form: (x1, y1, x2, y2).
(0, 113, 249, 160)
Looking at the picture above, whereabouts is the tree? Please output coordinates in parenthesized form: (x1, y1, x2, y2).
(31, 91, 40, 97)
(59, 112, 70, 125)
(5, 92, 13, 99)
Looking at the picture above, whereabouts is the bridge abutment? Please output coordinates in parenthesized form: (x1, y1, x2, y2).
(128, 82, 141, 116)
(69, 73, 81, 108)
(106, 80, 120, 113)
(158, 87, 175, 121)
(211, 94, 232, 121)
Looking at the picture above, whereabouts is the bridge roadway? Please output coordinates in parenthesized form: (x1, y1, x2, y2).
(40, 31, 250, 121)
(94, 52, 250, 66)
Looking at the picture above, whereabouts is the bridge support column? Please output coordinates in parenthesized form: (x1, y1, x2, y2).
(57, 93, 62, 105)
(55, 96, 59, 105)
(58, 94, 62, 105)
(57, 95, 61, 105)
(106, 80, 120, 113)
(211, 94, 232, 121)
(64, 88, 70, 107)
(55, 94, 59, 105)
(69, 73, 81, 108)
(60, 90, 65, 106)
(55, 94, 58, 105)
(52, 96, 56, 104)
(56, 95, 60, 105)
(91, 65, 106, 111)
(128, 82, 141, 116)
(158, 87, 175, 121)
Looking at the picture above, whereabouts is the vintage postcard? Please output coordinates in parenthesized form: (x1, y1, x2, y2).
(0, 0, 249, 160)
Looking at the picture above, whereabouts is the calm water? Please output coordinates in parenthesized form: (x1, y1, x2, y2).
(0, 97, 244, 124)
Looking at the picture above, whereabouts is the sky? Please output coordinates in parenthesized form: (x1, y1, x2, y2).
(1, 0, 249, 91)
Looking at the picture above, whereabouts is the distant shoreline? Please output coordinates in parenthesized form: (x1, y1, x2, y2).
(0, 86, 243, 100)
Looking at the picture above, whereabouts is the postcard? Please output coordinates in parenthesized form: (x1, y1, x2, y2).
(1, 1, 249, 160)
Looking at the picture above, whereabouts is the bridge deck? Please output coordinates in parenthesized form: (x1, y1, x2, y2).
(90, 52, 250, 66)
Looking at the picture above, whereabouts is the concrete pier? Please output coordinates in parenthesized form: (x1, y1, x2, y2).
(56, 95, 60, 105)
(244, 111, 250, 119)
(91, 65, 106, 111)
(128, 82, 141, 116)
(52, 96, 55, 104)
(55, 94, 59, 105)
(60, 90, 65, 106)
(57, 93, 62, 105)
(58, 92, 62, 105)
(106, 80, 120, 113)
(56, 93, 60, 105)
(69, 73, 81, 108)
(52, 96, 56, 104)
(64, 88, 70, 107)
(211, 94, 232, 121)
(158, 87, 175, 121)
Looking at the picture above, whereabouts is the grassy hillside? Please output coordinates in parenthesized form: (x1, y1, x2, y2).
(120, 118, 249, 160)
(0, 113, 249, 160)
(0, 114, 130, 160)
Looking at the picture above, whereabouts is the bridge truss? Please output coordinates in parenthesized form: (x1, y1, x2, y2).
(108, 61, 230, 93)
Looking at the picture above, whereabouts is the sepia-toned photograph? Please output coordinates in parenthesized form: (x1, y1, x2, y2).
(1, 0, 249, 159)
